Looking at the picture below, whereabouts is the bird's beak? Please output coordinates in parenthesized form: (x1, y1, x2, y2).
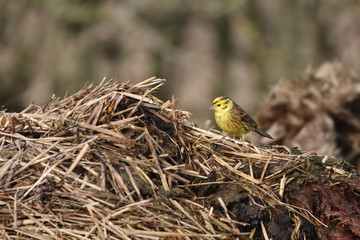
(209, 105, 214, 110)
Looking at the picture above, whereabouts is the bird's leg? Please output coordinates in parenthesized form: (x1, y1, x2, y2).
(241, 134, 246, 142)
(240, 134, 246, 151)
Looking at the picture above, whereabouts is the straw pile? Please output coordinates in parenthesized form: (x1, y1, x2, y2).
(0, 77, 359, 239)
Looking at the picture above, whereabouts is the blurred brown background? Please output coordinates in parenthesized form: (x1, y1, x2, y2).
(1, 1, 360, 125)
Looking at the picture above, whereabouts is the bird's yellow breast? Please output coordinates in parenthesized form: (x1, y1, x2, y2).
(214, 110, 249, 136)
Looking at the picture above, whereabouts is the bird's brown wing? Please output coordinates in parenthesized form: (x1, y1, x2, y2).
(235, 104, 274, 139)
(235, 104, 258, 129)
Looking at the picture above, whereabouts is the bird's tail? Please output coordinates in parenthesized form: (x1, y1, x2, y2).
(254, 128, 274, 139)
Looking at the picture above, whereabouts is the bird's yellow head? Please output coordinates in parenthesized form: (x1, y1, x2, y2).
(211, 96, 234, 113)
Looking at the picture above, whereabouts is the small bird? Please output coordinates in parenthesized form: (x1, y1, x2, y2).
(210, 96, 273, 141)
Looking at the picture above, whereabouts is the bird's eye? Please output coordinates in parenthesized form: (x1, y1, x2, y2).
(217, 104, 220, 107)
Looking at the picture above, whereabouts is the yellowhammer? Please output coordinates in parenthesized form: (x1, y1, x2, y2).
(210, 96, 273, 141)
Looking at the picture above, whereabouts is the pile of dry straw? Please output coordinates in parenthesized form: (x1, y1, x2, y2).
(0, 76, 359, 239)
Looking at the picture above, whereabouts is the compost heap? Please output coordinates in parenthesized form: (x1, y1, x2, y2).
(0, 77, 359, 240)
